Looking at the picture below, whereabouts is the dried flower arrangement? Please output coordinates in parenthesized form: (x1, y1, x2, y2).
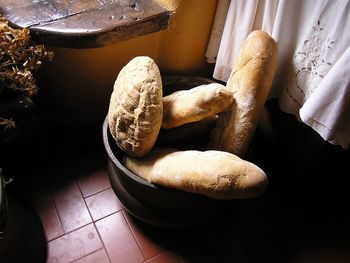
(0, 16, 54, 130)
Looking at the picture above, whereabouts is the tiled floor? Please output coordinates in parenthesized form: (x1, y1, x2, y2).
(4, 128, 350, 263)
(8, 145, 247, 263)
(32, 169, 183, 263)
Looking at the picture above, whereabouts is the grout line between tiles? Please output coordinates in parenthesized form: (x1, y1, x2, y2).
(142, 252, 162, 263)
(102, 247, 112, 263)
(121, 209, 147, 260)
(52, 181, 93, 234)
(82, 185, 123, 222)
(47, 222, 95, 243)
(69, 248, 110, 263)
(92, 219, 114, 263)
(48, 179, 101, 241)
(81, 185, 112, 199)
(47, 191, 66, 241)
(68, 248, 102, 263)
(77, 179, 95, 221)
(86, 206, 126, 224)
(103, 249, 112, 262)
(142, 251, 176, 263)
(74, 178, 111, 262)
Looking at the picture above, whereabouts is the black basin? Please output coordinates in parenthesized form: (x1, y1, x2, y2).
(103, 75, 230, 228)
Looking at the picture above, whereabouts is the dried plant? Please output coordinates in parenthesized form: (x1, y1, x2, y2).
(0, 117, 15, 129)
(0, 15, 54, 130)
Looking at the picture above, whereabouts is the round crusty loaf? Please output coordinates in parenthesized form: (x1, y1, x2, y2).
(162, 83, 233, 129)
(108, 56, 163, 157)
(208, 30, 278, 157)
(124, 148, 268, 200)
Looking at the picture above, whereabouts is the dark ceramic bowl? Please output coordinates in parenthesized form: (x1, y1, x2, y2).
(103, 75, 228, 228)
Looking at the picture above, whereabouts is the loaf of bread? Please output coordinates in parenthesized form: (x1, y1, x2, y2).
(108, 56, 163, 157)
(208, 30, 278, 157)
(124, 148, 268, 199)
(162, 83, 233, 129)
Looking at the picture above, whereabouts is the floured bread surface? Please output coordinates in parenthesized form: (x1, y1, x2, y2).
(162, 83, 233, 129)
(108, 56, 163, 157)
(124, 148, 268, 199)
(209, 30, 278, 157)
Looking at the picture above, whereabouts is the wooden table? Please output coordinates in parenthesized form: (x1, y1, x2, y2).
(1, 0, 170, 48)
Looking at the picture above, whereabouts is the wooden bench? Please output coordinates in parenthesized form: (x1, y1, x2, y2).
(1, 0, 170, 48)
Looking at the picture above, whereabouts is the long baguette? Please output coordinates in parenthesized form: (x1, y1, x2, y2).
(208, 30, 278, 157)
(124, 148, 268, 200)
(162, 83, 233, 129)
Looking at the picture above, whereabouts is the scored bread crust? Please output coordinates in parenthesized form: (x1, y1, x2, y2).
(208, 30, 278, 157)
(162, 83, 233, 129)
(108, 56, 163, 157)
(124, 148, 268, 200)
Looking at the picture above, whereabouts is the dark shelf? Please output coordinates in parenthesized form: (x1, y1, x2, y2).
(1, 0, 170, 48)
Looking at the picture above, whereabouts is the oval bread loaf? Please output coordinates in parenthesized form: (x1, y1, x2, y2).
(208, 30, 278, 157)
(124, 148, 268, 200)
(108, 56, 163, 157)
(162, 83, 233, 129)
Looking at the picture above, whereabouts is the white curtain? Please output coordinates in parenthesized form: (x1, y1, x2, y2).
(210, 0, 350, 149)
(205, 0, 231, 63)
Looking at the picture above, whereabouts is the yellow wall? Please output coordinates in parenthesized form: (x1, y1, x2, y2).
(156, 0, 218, 73)
(38, 0, 218, 127)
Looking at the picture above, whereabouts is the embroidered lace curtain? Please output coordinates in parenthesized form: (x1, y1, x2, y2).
(210, 0, 350, 149)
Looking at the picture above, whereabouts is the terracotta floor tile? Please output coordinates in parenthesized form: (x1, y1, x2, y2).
(95, 211, 144, 263)
(123, 210, 165, 260)
(85, 188, 123, 221)
(52, 181, 92, 233)
(78, 169, 110, 197)
(47, 223, 103, 263)
(144, 252, 182, 263)
(73, 249, 110, 263)
(32, 192, 64, 241)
